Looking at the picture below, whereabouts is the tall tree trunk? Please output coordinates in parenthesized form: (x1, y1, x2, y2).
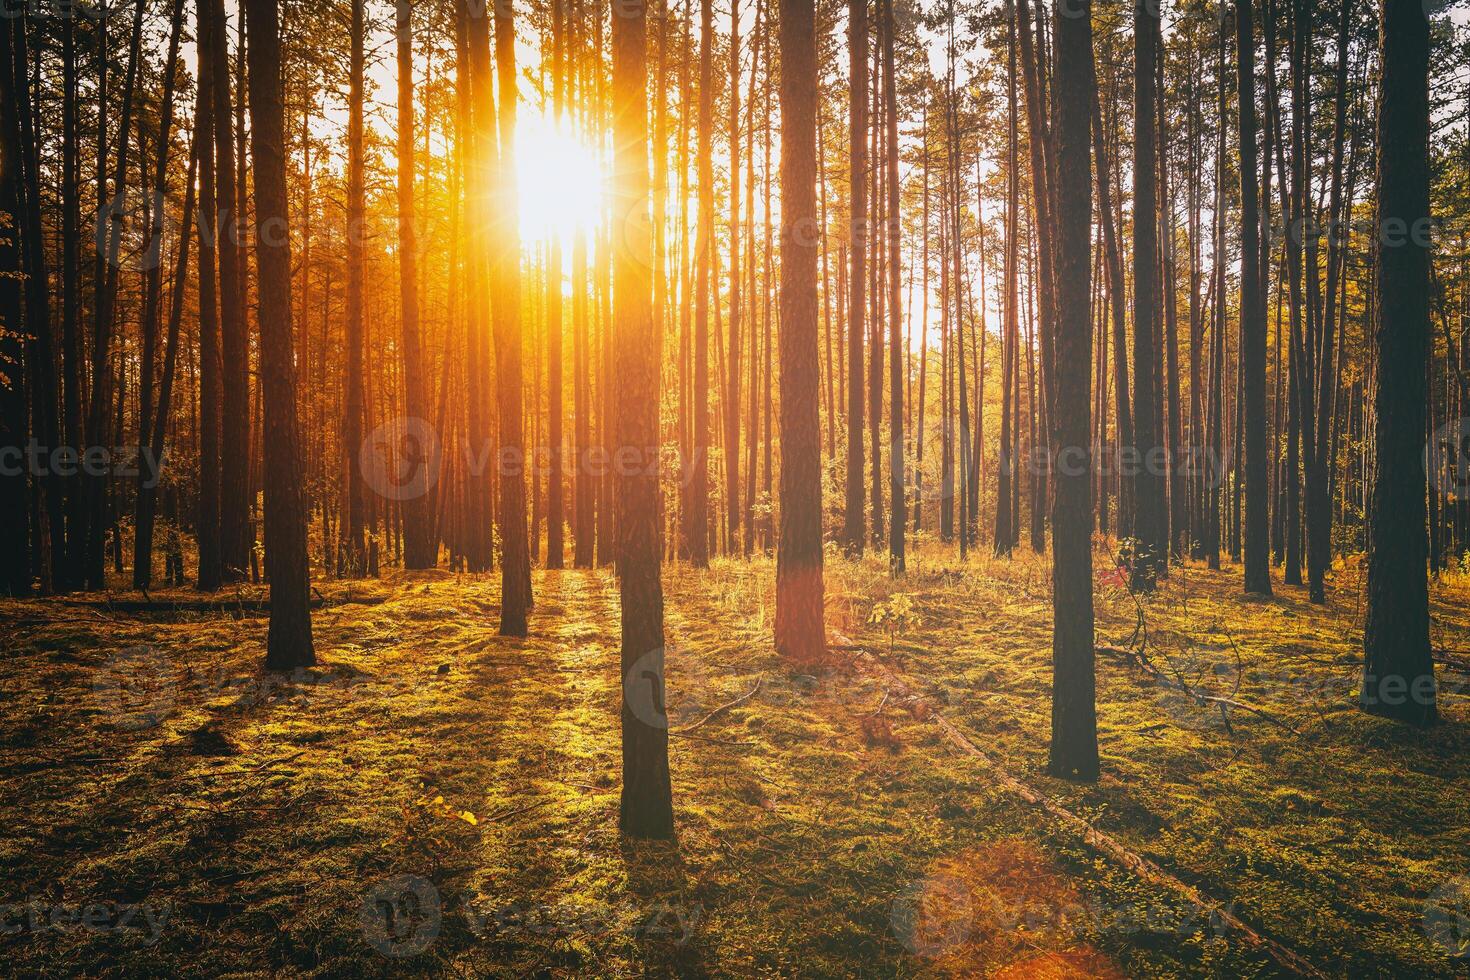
(1131, 0, 1166, 587)
(881, 0, 903, 575)
(0, 10, 29, 594)
(546, 0, 566, 570)
(396, 0, 435, 569)
(775, 0, 825, 662)
(686, 0, 714, 567)
(1361, 0, 1435, 724)
(1238, 0, 1272, 595)
(843, 0, 867, 556)
(611, 0, 674, 838)
(1308, 0, 1353, 603)
(494, 0, 532, 634)
(725, 0, 742, 556)
(244, 0, 316, 669)
(212, 0, 249, 583)
(1048, 0, 1098, 782)
(133, 0, 187, 589)
(196, 0, 224, 591)
(15, 7, 62, 592)
(995, 4, 1019, 557)
(342, 0, 368, 576)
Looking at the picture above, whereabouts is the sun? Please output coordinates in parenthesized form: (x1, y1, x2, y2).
(515, 108, 603, 246)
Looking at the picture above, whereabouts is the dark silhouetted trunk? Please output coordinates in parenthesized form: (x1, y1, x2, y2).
(244, 0, 316, 669)
(1361, 0, 1435, 724)
(612, 0, 675, 838)
(1048, 0, 1099, 782)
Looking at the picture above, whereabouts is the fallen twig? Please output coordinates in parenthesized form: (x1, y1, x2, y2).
(840, 634, 1328, 980)
(1097, 645, 1302, 736)
(670, 676, 763, 735)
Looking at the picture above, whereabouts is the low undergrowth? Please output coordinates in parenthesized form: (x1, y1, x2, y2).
(1, 541, 1467, 977)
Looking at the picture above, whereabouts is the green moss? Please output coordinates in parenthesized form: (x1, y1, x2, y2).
(1, 551, 1468, 976)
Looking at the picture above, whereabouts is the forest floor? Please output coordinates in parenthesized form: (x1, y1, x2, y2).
(3, 542, 1470, 977)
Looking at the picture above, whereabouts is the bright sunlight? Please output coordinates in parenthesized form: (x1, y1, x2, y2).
(515, 108, 603, 245)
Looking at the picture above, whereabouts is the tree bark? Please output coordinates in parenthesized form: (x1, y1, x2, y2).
(1238, 0, 1272, 595)
(775, 0, 826, 662)
(244, 0, 316, 669)
(1048, 0, 1099, 782)
(844, 0, 868, 556)
(612, 0, 675, 839)
(1361, 0, 1435, 724)
(396, 0, 435, 569)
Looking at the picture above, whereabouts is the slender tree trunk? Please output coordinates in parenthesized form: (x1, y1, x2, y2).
(494, 0, 532, 634)
(1048, 0, 1098, 782)
(0, 12, 30, 594)
(211, 0, 249, 583)
(844, 0, 867, 556)
(881, 0, 903, 575)
(725, 0, 742, 556)
(1307, 0, 1353, 603)
(775, 0, 825, 661)
(1362, 0, 1435, 724)
(342, 0, 369, 576)
(1131, 0, 1166, 586)
(546, 0, 566, 570)
(1238, 0, 1272, 595)
(395, 0, 434, 568)
(611, 0, 674, 838)
(244, 0, 316, 668)
(15, 8, 62, 592)
(686, 0, 714, 568)
(196, 0, 224, 591)
(995, 3, 1019, 556)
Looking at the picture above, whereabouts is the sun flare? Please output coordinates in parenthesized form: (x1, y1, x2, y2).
(515, 109, 603, 245)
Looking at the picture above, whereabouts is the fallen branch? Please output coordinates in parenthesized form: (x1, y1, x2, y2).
(670, 676, 763, 736)
(1096, 645, 1301, 736)
(485, 799, 554, 823)
(838, 633, 1328, 980)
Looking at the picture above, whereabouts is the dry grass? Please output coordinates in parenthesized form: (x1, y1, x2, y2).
(1, 542, 1468, 977)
